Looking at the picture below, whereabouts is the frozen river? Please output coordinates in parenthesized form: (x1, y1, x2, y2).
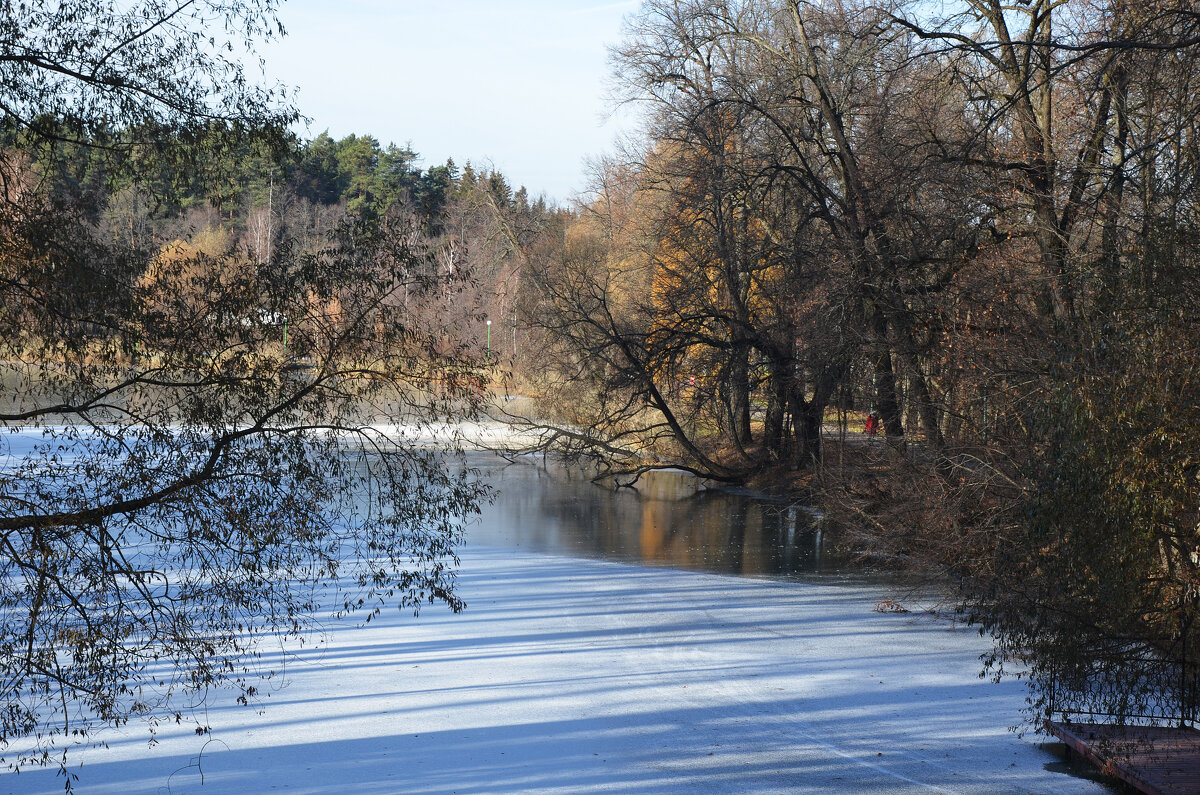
(6, 451, 1114, 794)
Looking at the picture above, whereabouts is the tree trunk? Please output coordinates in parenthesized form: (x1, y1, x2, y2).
(729, 341, 753, 447)
(764, 365, 786, 456)
(787, 389, 821, 468)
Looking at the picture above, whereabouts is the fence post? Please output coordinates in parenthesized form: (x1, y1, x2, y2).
(1047, 667, 1057, 723)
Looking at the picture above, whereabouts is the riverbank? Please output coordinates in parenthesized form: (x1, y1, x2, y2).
(9, 546, 1109, 794)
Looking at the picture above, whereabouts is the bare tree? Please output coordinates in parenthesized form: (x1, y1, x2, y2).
(0, 1, 488, 783)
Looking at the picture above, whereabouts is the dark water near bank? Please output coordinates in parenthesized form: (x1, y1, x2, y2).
(465, 454, 852, 579)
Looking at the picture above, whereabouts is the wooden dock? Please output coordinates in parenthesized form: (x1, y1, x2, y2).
(1046, 720, 1200, 794)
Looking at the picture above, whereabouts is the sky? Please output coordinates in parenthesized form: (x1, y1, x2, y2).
(259, 0, 645, 204)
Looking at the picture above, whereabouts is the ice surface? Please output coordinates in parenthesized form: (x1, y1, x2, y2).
(5, 546, 1105, 794)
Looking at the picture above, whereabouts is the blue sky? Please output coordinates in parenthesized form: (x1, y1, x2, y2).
(260, 1, 642, 203)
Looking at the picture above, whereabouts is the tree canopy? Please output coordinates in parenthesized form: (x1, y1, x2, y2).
(509, 0, 1200, 731)
(0, 1, 506, 783)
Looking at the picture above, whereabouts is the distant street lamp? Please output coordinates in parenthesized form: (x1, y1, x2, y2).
(486, 319, 491, 363)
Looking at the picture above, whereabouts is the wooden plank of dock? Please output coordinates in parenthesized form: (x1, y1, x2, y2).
(1046, 720, 1200, 795)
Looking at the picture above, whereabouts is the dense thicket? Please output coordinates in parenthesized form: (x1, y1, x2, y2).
(515, 0, 1200, 729)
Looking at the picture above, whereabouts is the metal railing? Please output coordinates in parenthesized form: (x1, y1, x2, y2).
(1046, 654, 1200, 728)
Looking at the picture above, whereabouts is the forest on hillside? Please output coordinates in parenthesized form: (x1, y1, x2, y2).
(5, 121, 566, 355)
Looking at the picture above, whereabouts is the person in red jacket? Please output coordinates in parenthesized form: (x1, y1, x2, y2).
(864, 412, 880, 435)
